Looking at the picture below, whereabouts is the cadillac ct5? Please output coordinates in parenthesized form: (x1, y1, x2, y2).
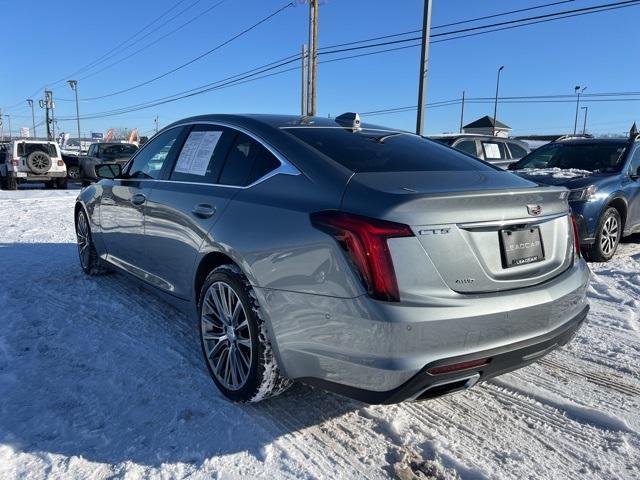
(74, 113, 590, 404)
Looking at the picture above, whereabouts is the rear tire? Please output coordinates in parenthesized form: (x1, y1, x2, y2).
(68, 166, 81, 180)
(1, 176, 17, 190)
(583, 207, 621, 262)
(75, 209, 110, 275)
(198, 265, 291, 403)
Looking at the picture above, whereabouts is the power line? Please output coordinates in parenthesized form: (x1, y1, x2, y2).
(43, 0, 640, 122)
(320, 0, 576, 50)
(64, 2, 295, 102)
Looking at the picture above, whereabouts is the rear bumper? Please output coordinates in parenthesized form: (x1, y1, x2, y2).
(303, 305, 588, 404)
(8, 171, 66, 180)
(255, 258, 590, 403)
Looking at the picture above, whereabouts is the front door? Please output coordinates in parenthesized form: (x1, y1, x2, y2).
(100, 126, 187, 279)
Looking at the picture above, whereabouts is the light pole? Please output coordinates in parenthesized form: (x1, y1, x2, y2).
(581, 106, 588, 135)
(573, 85, 586, 135)
(492, 65, 504, 136)
(67, 80, 82, 151)
(4, 114, 12, 141)
(26, 99, 36, 138)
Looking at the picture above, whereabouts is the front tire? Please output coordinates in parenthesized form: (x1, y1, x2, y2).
(75, 209, 109, 275)
(584, 207, 621, 262)
(198, 265, 291, 403)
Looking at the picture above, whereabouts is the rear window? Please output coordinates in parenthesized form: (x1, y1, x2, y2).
(16, 142, 57, 157)
(285, 128, 494, 173)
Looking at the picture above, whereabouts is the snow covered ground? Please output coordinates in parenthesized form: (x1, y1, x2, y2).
(0, 187, 639, 480)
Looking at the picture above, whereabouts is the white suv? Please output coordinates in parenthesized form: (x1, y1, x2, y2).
(0, 140, 67, 190)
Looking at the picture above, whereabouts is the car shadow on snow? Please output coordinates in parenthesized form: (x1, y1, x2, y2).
(0, 242, 361, 467)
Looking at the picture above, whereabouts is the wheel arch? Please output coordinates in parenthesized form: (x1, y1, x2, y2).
(604, 194, 628, 231)
(194, 251, 241, 304)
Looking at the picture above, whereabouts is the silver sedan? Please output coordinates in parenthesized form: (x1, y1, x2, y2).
(74, 113, 590, 404)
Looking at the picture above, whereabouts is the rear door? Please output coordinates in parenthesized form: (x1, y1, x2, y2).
(480, 139, 511, 168)
(143, 124, 284, 298)
(100, 127, 187, 277)
(623, 146, 640, 230)
(452, 139, 479, 158)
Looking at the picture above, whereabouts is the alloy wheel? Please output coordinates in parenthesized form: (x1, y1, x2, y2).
(76, 212, 90, 269)
(600, 215, 619, 257)
(201, 281, 252, 390)
(68, 166, 80, 179)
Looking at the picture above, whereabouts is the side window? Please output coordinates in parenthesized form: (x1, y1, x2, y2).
(507, 142, 528, 159)
(454, 140, 478, 157)
(629, 148, 640, 175)
(127, 127, 185, 180)
(482, 141, 508, 160)
(170, 125, 235, 183)
(218, 133, 280, 187)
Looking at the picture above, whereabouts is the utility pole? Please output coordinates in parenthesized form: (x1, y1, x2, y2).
(67, 80, 82, 150)
(39, 90, 54, 140)
(4, 115, 12, 141)
(573, 86, 586, 135)
(415, 0, 433, 135)
(492, 65, 504, 136)
(301, 44, 309, 116)
(459, 90, 465, 133)
(0, 109, 3, 141)
(154, 116, 159, 134)
(307, 0, 318, 116)
(581, 106, 589, 135)
(26, 99, 36, 138)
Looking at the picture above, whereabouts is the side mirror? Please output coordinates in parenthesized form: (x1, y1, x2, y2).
(95, 163, 122, 179)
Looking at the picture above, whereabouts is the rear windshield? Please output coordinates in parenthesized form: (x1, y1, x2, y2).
(284, 128, 496, 173)
(16, 143, 57, 157)
(515, 142, 628, 173)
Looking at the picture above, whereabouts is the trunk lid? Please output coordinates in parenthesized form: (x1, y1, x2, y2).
(341, 171, 573, 294)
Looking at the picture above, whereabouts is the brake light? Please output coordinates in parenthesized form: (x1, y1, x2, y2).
(11, 159, 18, 167)
(570, 214, 581, 258)
(310, 211, 414, 302)
(57, 160, 64, 166)
(427, 357, 490, 375)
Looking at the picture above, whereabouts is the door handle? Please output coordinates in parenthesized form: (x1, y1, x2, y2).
(131, 193, 146, 206)
(192, 204, 216, 218)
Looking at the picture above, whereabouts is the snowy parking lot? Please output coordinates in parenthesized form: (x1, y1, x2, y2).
(0, 188, 639, 480)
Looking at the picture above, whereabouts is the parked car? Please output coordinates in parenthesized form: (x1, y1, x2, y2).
(79, 142, 138, 185)
(75, 113, 589, 404)
(0, 139, 67, 190)
(61, 151, 82, 180)
(510, 137, 640, 262)
(431, 134, 530, 168)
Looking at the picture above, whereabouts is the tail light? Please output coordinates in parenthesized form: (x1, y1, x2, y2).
(570, 214, 581, 258)
(310, 211, 414, 302)
(11, 159, 18, 167)
(57, 160, 64, 166)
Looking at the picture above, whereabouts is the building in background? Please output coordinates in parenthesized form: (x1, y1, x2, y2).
(463, 116, 511, 138)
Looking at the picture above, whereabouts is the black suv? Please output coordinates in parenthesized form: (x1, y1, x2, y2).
(80, 142, 138, 185)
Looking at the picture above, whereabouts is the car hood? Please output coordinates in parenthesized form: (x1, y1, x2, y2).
(514, 168, 600, 189)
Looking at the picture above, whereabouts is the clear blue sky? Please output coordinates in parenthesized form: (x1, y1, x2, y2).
(1, 0, 639, 138)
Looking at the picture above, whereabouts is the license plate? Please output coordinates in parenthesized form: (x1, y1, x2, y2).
(16, 172, 27, 177)
(500, 226, 544, 268)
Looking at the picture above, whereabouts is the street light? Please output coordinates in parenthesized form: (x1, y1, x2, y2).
(493, 65, 505, 136)
(581, 106, 589, 135)
(573, 85, 587, 135)
(67, 80, 81, 151)
(26, 99, 36, 138)
(4, 114, 12, 141)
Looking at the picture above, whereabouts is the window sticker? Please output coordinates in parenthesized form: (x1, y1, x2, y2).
(174, 130, 223, 176)
(483, 142, 501, 159)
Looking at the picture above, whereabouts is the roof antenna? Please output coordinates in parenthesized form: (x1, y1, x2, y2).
(335, 112, 362, 132)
